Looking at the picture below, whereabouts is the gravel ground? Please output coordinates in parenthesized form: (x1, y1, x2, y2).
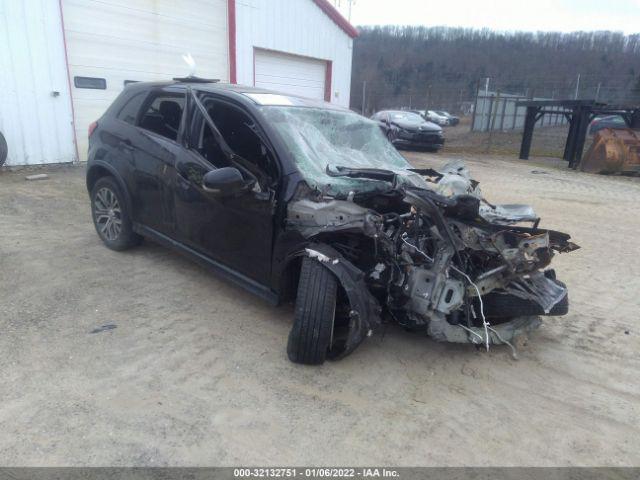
(442, 117, 594, 159)
(0, 153, 638, 466)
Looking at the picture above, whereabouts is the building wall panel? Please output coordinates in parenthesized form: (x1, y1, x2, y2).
(0, 0, 76, 165)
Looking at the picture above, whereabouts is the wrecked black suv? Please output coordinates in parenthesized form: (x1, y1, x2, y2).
(87, 79, 579, 364)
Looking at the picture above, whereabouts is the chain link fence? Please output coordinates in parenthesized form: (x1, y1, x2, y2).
(351, 75, 640, 158)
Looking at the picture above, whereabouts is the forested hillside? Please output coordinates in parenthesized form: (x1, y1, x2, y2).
(350, 26, 640, 113)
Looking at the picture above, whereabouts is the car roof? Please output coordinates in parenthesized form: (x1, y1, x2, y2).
(383, 110, 420, 115)
(124, 80, 348, 111)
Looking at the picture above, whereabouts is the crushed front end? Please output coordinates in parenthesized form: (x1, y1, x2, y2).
(285, 161, 579, 359)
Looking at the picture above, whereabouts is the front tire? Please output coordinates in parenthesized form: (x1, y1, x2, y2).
(91, 176, 141, 251)
(287, 257, 338, 365)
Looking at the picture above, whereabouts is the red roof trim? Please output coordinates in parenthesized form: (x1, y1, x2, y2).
(58, 0, 79, 162)
(312, 0, 359, 38)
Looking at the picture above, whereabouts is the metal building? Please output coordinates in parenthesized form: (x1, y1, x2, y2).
(0, 0, 357, 166)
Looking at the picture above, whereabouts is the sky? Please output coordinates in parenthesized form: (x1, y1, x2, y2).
(332, 0, 640, 35)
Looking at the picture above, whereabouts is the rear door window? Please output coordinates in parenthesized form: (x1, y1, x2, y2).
(137, 93, 186, 142)
(116, 92, 147, 125)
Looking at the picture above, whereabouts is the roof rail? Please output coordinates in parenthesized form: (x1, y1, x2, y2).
(173, 76, 220, 83)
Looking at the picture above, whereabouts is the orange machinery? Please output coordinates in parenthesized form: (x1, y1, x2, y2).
(581, 127, 640, 175)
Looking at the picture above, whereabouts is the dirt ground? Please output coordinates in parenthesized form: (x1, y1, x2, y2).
(1, 152, 639, 466)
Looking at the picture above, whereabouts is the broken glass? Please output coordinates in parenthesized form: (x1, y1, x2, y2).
(260, 106, 426, 194)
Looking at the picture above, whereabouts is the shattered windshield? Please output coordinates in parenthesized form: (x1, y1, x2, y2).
(260, 106, 425, 194)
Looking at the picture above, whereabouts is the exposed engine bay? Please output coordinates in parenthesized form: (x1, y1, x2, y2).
(286, 161, 580, 359)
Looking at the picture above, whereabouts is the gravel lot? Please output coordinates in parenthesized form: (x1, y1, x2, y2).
(1, 153, 639, 466)
(444, 119, 585, 158)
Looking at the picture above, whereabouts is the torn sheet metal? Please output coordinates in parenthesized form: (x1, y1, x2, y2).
(428, 313, 541, 346)
(505, 272, 568, 314)
(284, 157, 578, 357)
(480, 204, 538, 224)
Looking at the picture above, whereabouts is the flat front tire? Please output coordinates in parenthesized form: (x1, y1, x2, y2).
(91, 176, 141, 251)
(287, 257, 338, 365)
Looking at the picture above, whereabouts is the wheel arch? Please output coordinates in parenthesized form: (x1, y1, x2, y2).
(86, 162, 133, 214)
(278, 254, 304, 304)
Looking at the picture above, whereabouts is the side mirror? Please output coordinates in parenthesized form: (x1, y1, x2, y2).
(202, 167, 246, 197)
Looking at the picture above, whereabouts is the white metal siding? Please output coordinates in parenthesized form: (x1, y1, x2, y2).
(62, 0, 229, 160)
(235, 0, 353, 107)
(254, 49, 326, 100)
(0, 0, 76, 166)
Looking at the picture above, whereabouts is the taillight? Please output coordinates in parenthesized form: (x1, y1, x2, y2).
(88, 121, 98, 138)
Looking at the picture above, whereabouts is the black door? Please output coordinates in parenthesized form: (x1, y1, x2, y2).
(127, 88, 185, 234)
(173, 96, 279, 285)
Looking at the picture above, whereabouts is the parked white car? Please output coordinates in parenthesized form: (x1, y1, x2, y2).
(425, 110, 450, 126)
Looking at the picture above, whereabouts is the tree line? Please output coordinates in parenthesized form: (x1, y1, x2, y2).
(350, 26, 640, 113)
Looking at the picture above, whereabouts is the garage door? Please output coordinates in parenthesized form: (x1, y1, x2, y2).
(254, 49, 327, 101)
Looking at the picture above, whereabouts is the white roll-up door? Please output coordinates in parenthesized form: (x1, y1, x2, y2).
(61, 0, 229, 161)
(254, 49, 327, 101)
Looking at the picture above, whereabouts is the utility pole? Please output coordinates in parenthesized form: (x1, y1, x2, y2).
(480, 77, 490, 131)
(487, 90, 500, 153)
(574, 74, 581, 100)
(361, 80, 366, 115)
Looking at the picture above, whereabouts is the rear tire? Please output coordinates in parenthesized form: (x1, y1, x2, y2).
(287, 257, 338, 365)
(91, 176, 141, 251)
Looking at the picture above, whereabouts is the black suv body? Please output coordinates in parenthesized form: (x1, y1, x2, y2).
(87, 80, 578, 364)
(88, 81, 312, 299)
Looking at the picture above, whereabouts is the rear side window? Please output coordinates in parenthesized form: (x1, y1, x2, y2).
(116, 92, 147, 125)
(138, 93, 186, 141)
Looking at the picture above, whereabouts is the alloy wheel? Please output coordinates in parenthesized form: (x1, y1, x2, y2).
(94, 187, 122, 241)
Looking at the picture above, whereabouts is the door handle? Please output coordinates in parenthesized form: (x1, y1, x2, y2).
(120, 139, 134, 151)
(176, 168, 200, 191)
